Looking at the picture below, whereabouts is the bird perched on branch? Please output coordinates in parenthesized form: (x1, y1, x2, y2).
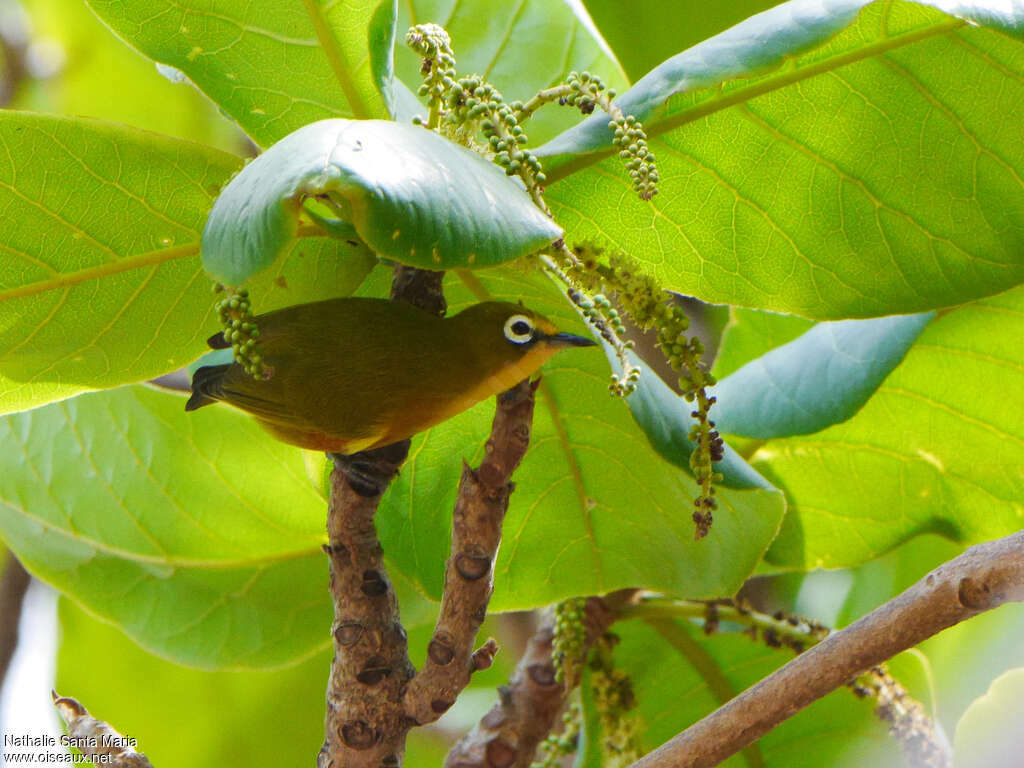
(186, 296, 595, 453)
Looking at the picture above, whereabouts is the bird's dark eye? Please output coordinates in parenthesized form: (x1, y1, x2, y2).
(503, 314, 534, 345)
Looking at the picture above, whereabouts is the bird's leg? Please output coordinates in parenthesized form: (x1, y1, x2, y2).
(329, 440, 411, 497)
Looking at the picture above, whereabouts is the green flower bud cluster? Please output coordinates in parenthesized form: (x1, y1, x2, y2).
(406, 24, 456, 128)
(531, 700, 581, 768)
(568, 245, 724, 537)
(406, 25, 550, 211)
(551, 597, 589, 687)
(447, 75, 547, 186)
(610, 114, 659, 201)
(544, 71, 658, 201)
(561, 70, 616, 115)
(214, 285, 269, 379)
(589, 634, 642, 768)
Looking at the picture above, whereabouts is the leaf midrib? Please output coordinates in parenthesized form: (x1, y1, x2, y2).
(0, 500, 325, 569)
(0, 242, 200, 303)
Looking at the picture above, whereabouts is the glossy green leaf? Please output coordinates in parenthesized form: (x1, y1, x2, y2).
(0, 112, 376, 416)
(0, 385, 330, 667)
(759, 285, 1024, 569)
(713, 312, 933, 438)
(539, 0, 1024, 318)
(367, 267, 785, 607)
(87, 0, 387, 146)
(712, 308, 814, 380)
(201, 119, 562, 284)
(393, 0, 629, 146)
(953, 668, 1024, 767)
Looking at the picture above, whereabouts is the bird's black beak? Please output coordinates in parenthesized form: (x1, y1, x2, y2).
(545, 331, 597, 348)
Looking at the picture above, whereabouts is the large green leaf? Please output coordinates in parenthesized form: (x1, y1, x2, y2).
(713, 312, 933, 438)
(0, 385, 330, 667)
(86, 0, 388, 146)
(759, 285, 1024, 569)
(539, 0, 1024, 318)
(363, 267, 785, 607)
(201, 119, 562, 284)
(0, 112, 376, 416)
(393, 0, 629, 146)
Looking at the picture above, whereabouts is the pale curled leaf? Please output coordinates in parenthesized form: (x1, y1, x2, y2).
(712, 312, 933, 439)
(201, 119, 562, 285)
(953, 667, 1024, 768)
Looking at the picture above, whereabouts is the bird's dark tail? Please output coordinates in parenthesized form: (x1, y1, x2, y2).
(186, 364, 230, 411)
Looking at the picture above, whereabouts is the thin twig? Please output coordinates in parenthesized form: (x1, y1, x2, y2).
(52, 692, 153, 767)
(628, 530, 1024, 768)
(319, 440, 416, 768)
(403, 378, 539, 724)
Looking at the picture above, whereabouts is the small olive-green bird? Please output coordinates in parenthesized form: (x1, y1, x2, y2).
(186, 297, 595, 453)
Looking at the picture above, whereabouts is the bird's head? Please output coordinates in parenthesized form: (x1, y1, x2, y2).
(451, 301, 596, 382)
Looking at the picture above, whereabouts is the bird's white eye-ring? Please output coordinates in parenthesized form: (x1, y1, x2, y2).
(503, 314, 535, 345)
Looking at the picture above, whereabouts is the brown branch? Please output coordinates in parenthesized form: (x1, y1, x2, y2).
(319, 266, 445, 768)
(52, 692, 153, 767)
(0, 553, 30, 690)
(319, 441, 416, 768)
(404, 378, 538, 725)
(630, 530, 1024, 768)
(446, 593, 630, 768)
